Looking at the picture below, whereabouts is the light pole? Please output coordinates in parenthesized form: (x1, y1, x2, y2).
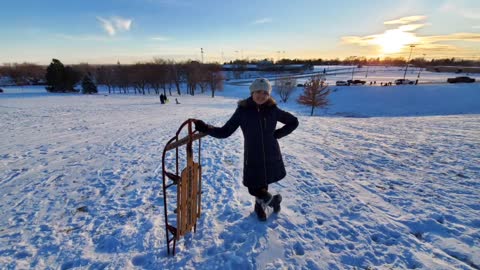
(351, 56, 356, 81)
(416, 53, 426, 84)
(403, 45, 415, 80)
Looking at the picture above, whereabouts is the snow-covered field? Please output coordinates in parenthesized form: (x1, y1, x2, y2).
(1, 81, 479, 269)
(226, 65, 480, 86)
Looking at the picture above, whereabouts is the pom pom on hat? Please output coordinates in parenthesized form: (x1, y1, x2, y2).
(249, 78, 272, 94)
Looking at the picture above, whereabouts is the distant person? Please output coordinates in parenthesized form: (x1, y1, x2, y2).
(160, 93, 165, 104)
(194, 78, 299, 221)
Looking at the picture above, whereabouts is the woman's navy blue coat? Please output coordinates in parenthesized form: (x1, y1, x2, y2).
(207, 97, 299, 189)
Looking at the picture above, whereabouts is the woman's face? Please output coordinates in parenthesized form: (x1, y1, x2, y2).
(252, 90, 269, 105)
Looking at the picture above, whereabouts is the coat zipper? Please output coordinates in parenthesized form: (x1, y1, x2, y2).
(258, 107, 268, 184)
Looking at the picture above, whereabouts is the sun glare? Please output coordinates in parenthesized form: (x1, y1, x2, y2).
(373, 29, 418, 54)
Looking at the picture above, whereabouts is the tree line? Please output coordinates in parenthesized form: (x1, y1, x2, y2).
(229, 56, 480, 68)
(93, 59, 224, 97)
(0, 59, 225, 97)
(2, 56, 478, 88)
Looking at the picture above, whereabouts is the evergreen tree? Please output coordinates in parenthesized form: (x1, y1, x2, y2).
(81, 74, 98, 94)
(45, 58, 81, 92)
(64, 66, 81, 91)
(45, 59, 65, 92)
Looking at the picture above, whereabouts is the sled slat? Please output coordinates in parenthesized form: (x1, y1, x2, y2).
(165, 133, 207, 151)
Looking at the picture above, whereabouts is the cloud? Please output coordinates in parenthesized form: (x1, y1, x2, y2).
(112, 17, 132, 31)
(473, 26, 480, 29)
(97, 16, 133, 36)
(398, 24, 426, 32)
(151, 36, 172, 41)
(252, 18, 272, 25)
(421, 33, 480, 43)
(439, 1, 480, 19)
(342, 16, 480, 57)
(55, 34, 112, 41)
(384, 15, 426, 25)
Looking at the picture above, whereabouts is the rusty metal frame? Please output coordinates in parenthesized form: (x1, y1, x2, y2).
(162, 119, 207, 255)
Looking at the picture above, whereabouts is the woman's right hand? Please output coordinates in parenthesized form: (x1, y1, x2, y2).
(194, 120, 209, 133)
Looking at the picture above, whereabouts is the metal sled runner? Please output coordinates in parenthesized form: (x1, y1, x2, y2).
(162, 119, 207, 255)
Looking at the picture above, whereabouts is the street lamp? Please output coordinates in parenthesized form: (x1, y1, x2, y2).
(351, 56, 356, 80)
(403, 45, 415, 80)
(416, 53, 426, 84)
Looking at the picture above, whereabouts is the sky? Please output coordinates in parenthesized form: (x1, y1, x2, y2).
(1, 0, 479, 65)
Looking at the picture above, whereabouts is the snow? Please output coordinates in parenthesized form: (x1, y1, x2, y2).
(1, 73, 480, 269)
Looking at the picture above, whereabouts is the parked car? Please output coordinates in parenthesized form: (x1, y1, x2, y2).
(394, 79, 414, 85)
(346, 79, 366, 85)
(447, 76, 475, 83)
(336, 80, 349, 86)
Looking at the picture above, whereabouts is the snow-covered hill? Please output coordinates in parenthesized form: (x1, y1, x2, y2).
(0, 83, 479, 269)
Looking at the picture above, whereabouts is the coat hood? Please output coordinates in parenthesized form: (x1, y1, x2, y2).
(238, 96, 277, 108)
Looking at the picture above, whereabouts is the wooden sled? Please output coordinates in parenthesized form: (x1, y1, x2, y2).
(162, 119, 207, 255)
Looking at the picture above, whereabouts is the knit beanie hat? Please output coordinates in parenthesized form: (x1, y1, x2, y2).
(249, 78, 272, 95)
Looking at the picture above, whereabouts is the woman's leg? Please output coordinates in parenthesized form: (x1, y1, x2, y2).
(248, 186, 271, 221)
(248, 186, 272, 204)
(248, 186, 282, 213)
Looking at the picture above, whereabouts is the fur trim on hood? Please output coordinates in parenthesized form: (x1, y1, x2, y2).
(238, 96, 277, 108)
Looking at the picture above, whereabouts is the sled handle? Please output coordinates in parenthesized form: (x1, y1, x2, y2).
(164, 132, 207, 151)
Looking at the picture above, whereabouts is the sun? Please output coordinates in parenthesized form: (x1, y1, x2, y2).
(373, 29, 418, 54)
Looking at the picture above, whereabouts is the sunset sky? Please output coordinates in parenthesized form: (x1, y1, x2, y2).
(1, 0, 479, 64)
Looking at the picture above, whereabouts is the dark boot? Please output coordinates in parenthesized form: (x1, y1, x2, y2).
(269, 194, 282, 213)
(254, 200, 267, 221)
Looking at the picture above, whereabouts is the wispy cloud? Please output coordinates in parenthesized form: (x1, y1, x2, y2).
(151, 36, 172, 41)
(97, 16, 133, 36)
(342, 16, 480, 57)
(398, 24, 426, 32)
(421, 33, 480, 43)
(384, 15, 426, 25)
(439, 1, 480, 19)
(252, 18, 272, 25)
(55, 34, 112, 41)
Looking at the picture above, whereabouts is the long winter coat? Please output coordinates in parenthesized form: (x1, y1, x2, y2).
(207, 96, 299, 188)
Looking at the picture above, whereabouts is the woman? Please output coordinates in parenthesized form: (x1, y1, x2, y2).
(195, 78, 299, 221)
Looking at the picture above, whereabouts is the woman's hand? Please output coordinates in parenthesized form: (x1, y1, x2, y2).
(194, 120, 209, 133)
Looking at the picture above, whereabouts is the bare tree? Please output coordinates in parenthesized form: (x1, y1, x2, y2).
(297, 75, 330, 116)
(169, 61, 183, 95)
(130, 63, 151, 95)
(185, 61, 201, 96)
(206, 64, 224, 98)
(96, 66, 117, 94)
(116, 64, 130, 94)
(1, 63, 45, 85)
(198, 67, 209, 94)
(274, 76, 296, 102)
